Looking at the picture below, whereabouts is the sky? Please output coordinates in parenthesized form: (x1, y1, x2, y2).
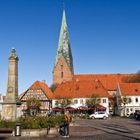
(0, 0, 140, 95)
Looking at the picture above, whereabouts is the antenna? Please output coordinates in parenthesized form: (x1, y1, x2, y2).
(62, 0, 65, 10)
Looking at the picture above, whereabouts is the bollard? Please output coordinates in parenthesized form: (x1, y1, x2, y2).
(15, 123, 21, 136)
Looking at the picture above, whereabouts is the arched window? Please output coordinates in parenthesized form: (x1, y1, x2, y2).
(61, 72, 63, 78)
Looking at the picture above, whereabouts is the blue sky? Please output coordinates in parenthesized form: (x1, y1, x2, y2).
(0, 0, 140, 94)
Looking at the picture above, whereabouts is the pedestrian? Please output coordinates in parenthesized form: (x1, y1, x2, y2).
(59, 111, 72, 138)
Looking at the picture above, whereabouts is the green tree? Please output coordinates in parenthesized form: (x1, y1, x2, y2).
(58, 98, 73, 108)
(55, 96, 73, 111)
(86, 94, 101, 112)
(118, 96, 131, 116)
(26, 98, 41, 116)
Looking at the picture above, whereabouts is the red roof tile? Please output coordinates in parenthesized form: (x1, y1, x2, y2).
(53, 80, 109, 99)
(73, 74, 134, 91)
(119, 83, 140, 96)
(20, 81, 54, 100)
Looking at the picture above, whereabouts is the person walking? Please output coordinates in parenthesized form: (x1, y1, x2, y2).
(59, 111, 72, 137)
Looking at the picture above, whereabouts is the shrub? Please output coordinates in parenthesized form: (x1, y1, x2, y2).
(18, 115, 64, 129)
(0, 120, 15, 128)
(0, 115, 64, 129)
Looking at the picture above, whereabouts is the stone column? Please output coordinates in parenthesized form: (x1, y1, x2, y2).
(2, 48, 20, 120)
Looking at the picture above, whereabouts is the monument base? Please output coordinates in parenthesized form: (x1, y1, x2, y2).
(2, 103, 17, 121)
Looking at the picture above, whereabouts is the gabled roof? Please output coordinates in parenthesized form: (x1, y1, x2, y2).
(20, 81, 54, 100)
(119, 83, 140, 96)
(73, 74, 134, 91)
(53, 80, 109, 99)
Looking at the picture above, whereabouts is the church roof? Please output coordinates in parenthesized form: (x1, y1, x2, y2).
(20, 81, 54, 100)
(55, 10, 73, 73)
(53, 80, 109, 99)
(119, 83, 140, 96)
(73, 74, 135, 91)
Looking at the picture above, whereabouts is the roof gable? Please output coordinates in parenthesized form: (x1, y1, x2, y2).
(20, 81, 54, 100)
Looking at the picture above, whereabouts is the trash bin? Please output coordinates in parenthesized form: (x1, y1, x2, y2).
(15, 123, 21, 136)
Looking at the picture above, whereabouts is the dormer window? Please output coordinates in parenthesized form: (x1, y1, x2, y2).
(135, 89, 138, 92)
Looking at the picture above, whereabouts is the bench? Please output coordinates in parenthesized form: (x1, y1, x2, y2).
(0, 128, 13, 133)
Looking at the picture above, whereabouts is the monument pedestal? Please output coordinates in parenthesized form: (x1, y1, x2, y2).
(2, 103, 17, 120)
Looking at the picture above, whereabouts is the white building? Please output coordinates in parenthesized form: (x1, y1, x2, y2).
(116, 83, 140, 116)
(52, 80, 110, 114)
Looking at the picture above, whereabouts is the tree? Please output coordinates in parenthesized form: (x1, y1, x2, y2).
(57, 98, 73, 108)
(118, 96, 131, 116)
(26, 98, 41, 116)
(109, 96, 117, 115)
(123, 71, 140, 83)
(50, 84, 58, 92)
(86, 94, 101, 112)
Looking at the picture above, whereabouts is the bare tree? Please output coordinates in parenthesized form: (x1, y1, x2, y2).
(118, 96, 131, 116)
(26, 98, 41, 116)
(50, 84, 58, 92)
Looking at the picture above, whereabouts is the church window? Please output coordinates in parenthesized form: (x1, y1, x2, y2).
(61, 72, 63, 78)
(61, 65, 63, 70)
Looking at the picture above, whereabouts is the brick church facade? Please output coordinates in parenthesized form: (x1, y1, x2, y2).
(53, 10, 74, 85)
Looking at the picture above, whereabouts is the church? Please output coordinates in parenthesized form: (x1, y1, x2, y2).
(19, 9, 140, 117)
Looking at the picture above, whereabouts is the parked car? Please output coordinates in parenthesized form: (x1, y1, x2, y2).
(89, 112, 108, 119)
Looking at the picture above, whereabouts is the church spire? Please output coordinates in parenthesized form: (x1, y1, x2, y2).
(55, 9, 74, 73)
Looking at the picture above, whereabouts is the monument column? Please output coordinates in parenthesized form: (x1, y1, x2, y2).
(2, 48, 20, 120)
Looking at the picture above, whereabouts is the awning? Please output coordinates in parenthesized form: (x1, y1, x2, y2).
(96, 104, 106, 110)
(64, 106, 77, 111)
(78, 106, 88, 110)
(52, 107, 63, 111)
(88, 104, 106, 111)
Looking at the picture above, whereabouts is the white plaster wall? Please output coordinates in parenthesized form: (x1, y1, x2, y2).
(52, 97, 109, 114)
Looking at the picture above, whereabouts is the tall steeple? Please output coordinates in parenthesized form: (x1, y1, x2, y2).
(53, 9, 74, 85)
(55, 9, 74, 73)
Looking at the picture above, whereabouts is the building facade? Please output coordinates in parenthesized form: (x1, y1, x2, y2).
(20, 81, 53, 116)
(116, 83, 140, 116)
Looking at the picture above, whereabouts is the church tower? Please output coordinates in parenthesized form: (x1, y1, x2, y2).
(53, 10, 74, 85)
